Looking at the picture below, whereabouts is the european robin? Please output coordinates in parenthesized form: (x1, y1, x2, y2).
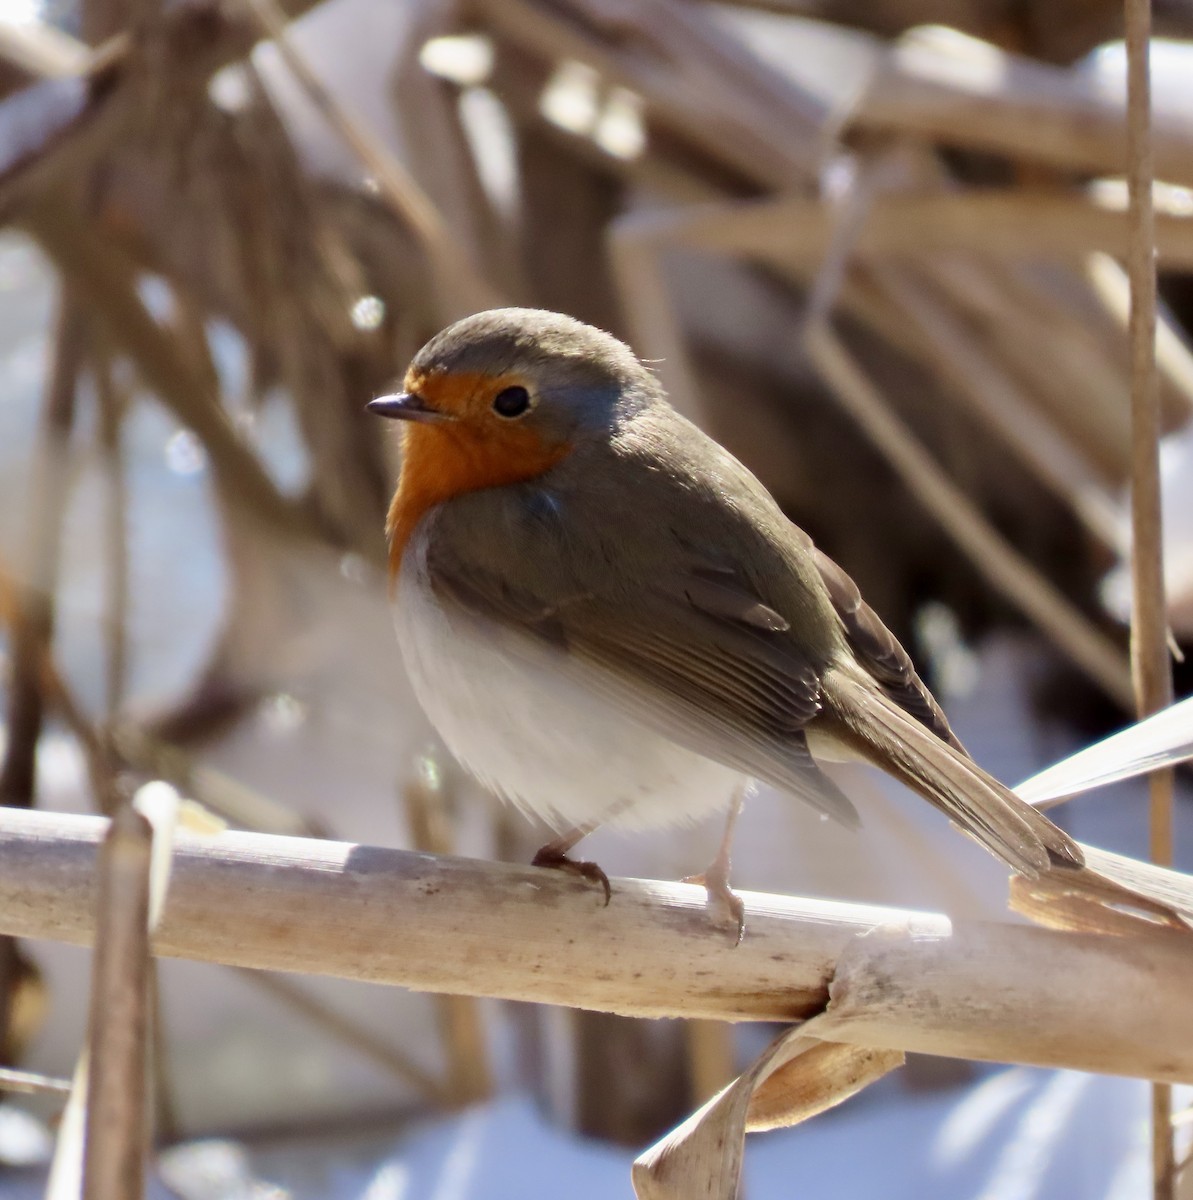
(369, 308, 1082, 933)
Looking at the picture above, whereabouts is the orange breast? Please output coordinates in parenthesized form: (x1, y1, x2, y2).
(386, 372, 569, 581)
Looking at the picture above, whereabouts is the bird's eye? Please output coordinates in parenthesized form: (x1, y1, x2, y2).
(492, 385, 531, 419)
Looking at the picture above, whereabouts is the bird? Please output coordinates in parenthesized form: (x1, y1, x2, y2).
(368, 307, 1083, 935)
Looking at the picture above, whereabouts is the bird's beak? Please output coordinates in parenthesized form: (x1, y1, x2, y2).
(366, 392, 453, 423)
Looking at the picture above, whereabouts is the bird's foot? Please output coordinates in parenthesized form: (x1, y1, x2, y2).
(532, 845, 612, 906)
(684, 863, 746, 946)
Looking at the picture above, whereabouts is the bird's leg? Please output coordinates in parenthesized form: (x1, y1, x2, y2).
(532, 820, 611, 905)
(685, 784, 748, 944)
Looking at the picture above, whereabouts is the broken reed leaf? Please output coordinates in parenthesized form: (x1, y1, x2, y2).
(633, 1020, 903, 1199)
(744, 1040, 904, 1133)
(131, 779, 181, 933)
(45, 1052, 89, 1200)
(1014, 694, 1193, 807)
(1012, 843, 1193, 935)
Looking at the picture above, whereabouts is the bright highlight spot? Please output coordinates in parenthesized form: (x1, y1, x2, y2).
(164, 429, 207, 477)
(351, 295, 386, 331)
(540, 60, 600, 136)
(260, 692, 307, 735)
(419, 34, 493, 87)
(594, 87, 645, 160)
(0, 0, 43, 25)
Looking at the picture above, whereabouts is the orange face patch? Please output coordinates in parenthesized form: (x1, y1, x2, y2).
(385, 368, 569, 580)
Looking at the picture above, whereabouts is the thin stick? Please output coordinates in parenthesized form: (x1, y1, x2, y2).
(0, 1066, 73, 1095)
(243, 0, 500, 319)
(94, 349, 129, 723)
(82, 801, 152, 1200)
(232, 968, 448, 1102)
(805, 326, 1134, 708)
(869, 265, 1121, 548)
(93, 347, 184, 1143)
(404, 761, 493, 1105)
(1124, 1, 1177, 1196)
(0, 288, 83, 1067)
(25, 197, 321, 548)
(0, 290, 83, 805)
(616, 190, 1193, 271)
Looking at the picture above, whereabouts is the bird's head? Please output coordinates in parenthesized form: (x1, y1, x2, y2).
(370, 308, 656, 572)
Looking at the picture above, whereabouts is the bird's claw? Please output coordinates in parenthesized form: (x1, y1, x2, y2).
(533, 846, 612, 906)
(684, 869, 746, 946)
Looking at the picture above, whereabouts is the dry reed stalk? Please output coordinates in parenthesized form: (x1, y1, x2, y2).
(0, 288, 83, 1068)
(1016, 694, 1193, 807)
(924, 257, 1133, 480)
(231, 968, 448, 1103)
(403, 764, 493, 1106)
(621, 190, 1193, 271)
(852, 26, 1193, 186)
(0, 1066, 73, 1095)
(1087, 254, 1193, 420)
(608, 218, 708, 423)
(2, 810, 1192, 1083)
(798, 142, 912, 333)
(484, 35, 723, 207)
(684, 1020, 737, 1107)
(0, 289, 82, 807)
(392, 2, 522, 297)
(94, 348, 129, 721)
(82, 801, 152, 1200)
(109, 725, 326, 838)
(0, 20, 91, 78)
(25, 196, 317, 543)
(245, 0, 500, 320)
(475, 0, 827, 190)
(92, 332, 182, 1139)
(805, 325, 1135, 707)
(1123, 1, 1177, 1195)
(867, 264, 1122, 546)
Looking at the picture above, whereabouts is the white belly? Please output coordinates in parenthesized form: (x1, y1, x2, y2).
(393, 533, 741, 832)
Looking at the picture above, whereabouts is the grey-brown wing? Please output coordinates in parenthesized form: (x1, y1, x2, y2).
(801, 534, 964, 752)
(424, 485, 859, 826)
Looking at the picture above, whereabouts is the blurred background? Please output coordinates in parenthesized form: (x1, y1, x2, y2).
(0, 0, 1191, 1195)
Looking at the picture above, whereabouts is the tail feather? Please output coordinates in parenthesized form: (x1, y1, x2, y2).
(825, 671, 1084, 877)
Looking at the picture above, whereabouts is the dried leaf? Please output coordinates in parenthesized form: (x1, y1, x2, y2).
(633, 1018, 902, 1199)
(1015, 695, 1193, 807)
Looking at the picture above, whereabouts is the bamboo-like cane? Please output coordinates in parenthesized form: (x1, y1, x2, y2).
(1122, 1, 1178, 1195)
(1, 809, 1191, 1085)
(81, 803, 152, 1200)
